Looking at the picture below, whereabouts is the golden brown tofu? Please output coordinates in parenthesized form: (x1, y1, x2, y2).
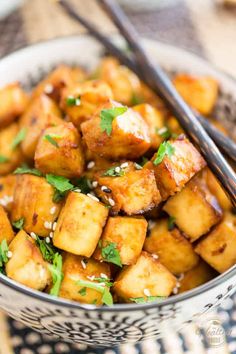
(178, 260, 217, 294)
(6, 230, 51, 290)
(173, 74, 218, 115)
(0, 82, 29, 128)
(60, 253, 111, 305)
(146, 136, 206, 200)
(164, 175, 222, 242)
(0, 175, 16, 213)
(0, 205, 15, 243)
(11, 175, 61, 237)
(20, 95, 63, 159)
(96, 57, 142, 105)
(53, 192, 108, 257)
(35, 122, 84, 178)
(0, 123, 24, 175)
(195, 212, 236, 273)
(94, 216, 147, 265)
(166, 116, 184, 136)
(60, 80, 113, 128)
(32, 65, 86, 102)
(113, 251, 176, 302)
(133, 103, 165, 149)
(144, 218, 199, 275)
(96, 164, 161, 215)
(204, 168, 232, 211)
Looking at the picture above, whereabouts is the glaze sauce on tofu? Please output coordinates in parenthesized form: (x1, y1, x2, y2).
(0, 58, 233, 306)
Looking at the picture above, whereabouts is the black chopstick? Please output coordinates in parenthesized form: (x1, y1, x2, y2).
(58, 0, 236, 207)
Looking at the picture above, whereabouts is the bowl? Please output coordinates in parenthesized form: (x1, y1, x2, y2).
(0, 35, 236, 347)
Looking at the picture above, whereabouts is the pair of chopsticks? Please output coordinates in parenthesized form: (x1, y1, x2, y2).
(58, 0, 236, 207)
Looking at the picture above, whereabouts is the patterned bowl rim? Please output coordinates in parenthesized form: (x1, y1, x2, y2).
(0, 34, 236, 313)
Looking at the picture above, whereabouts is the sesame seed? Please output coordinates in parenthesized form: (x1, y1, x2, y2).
(81, 260, 87, 269)
(173, 287, 179, 295)
(148, 220, 156, 231)
(87, 275, 95, 281)
(87, 193, 99, 202)
(52, 222, 57, 231)
(50, 206, 57, 215)
(178, 273, 184, 281)
(7, 251, 13, 258)
(92, 181, 98, 188)
(144, 288, 151, 297)
(101, 186, 111, 193)
(152, 254, 159, 259)
(0, 195, 13, 207)
(87, 161, 95, 169)
(45, 237, 50, 244)
(115, 166, 121, 173)
(44, 221, 52, 230)
(176, 281, 181, 288)
(73, 188, 81, 193)
(99, 282, 106, 287)
(49, 232, 54, 239)
(108, 198, 115, 206)
(100, 273, 108, 279)
(44, 84, 54, 94)
(157, 127, 168, 135)
(120, 162, 128, 168)
(30, 232, 37, 240)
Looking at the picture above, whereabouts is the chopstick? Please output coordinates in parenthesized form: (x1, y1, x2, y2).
(59, 0, 236, 164)
(58, 0, 236, 207)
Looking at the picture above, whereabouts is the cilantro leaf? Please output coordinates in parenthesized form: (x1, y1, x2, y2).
(44, 134, 61, 148)
(79, 287, 87, 296)
(11, 128, 27, 150)
(46, 174, 74, 202)
(103, 166, 125, 177)
(48, 253, 63, 297)
(167, 216, 176, 231)
(93, 277, 113, 287)
(130, 296, 166, 304)
(12, 218, 24, 230)
(14, 165, 43, 177)
(100, 107, 128, 135)
(100, 242, 122, 267)
(0, 155, 9, 163)
(0, 240, 9, 270)
(76, 280, 113, 306)
(36, 235, 56, 262)
(74, 176, 91, 194)
(66, 95, 81, 106)
(156, 126, 178, 140)
(140, 157, 149, 166)
(153, 141, 175, 166)
(131, 93, 143, 105)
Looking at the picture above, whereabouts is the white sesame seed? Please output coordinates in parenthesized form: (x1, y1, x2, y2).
(50, 206, 57, 215)
(49, 232, 54, 239)
(87, 161, 95, 169)
(99, 282, 106, 287)
(152, 253, 159, 259)
(73, 188, 81, 193)
(45, 237, 50, 244)
(44, 84, 54, 94)
(52, 222, 57, 231)
(30, 232, 37, 240)
(173, 287, 179, 295)
(44, 221, 52, 230)
(144, 288, 151, 297)
(0, 195, 13, 207)
(178, 273, 184, 281)
(108, 198, 115, 206)
(92, 181, 98, 188)
(87, 275, 95, 281)
(114, 166, 121, 173)
(148, 220, 156, 231)
(7, 251, 13, 258)
(100, 273, 108, 279)
(87, 193, 99, 202)
(81, 260, 87, 269)
(120, 162, 128, 168)
(101, 185, 108, 191)
(176, 281, 181, 288)
(157, 126, 168, 135)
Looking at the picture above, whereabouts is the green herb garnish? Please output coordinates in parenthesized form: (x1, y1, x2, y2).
(153, 141, 175, 166)
(74, 176, 91, 194)
(156, 126, 178, 140)
(14, 165, 43, 177)
(48, 253, 63, 297)
(100, 242, 122, 267)
(46, 174, 74, 202)
(130, 296, 166, 304)
(131, 93, 143, 106)
(44, 134, 62, 148)
(140, 157, 149, 166)
(76, 280, 113, 306)
(79, 287, 87, 296)
(103, 166, 125, 177)
(93, 277, 113, 287)
(0, 155, 9, 163)
(0, 239, 9, 273)
(100, 107, 128, 136)
(12, 218, 24, 230)
(167, 216, 176, 231)
(66, 95, 81, 106)
(11, 128, 27, 149)
(134, 162, 142, 170)
(36, 235, 56, 262)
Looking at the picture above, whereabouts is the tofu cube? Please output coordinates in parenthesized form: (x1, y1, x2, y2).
(113, 251, 176, 302)
(20, 95, 63, 159)
(6, 230, 51, 290)
(144, 218, 199, 275)
(0, 82, 29, 128)
(35, 122, 84, 178)
(0, 205, 15, 243)
(11, 175, 61, 237)
(195, 212, 236, 273)
(53, 192, 108, 257)
(0, 123, 24, 175)
(96, 163, 161, 215)
(81, 100, 151, 160)
(133, 103, 165, 150)
(60, 253, 111, 305)
(173, 74, 218, 115)
(146, 136, 206, 200)
(0, 175, 16, 212)
(164, 175, 222, 242)
(94, 216, 147, 265)
(60, 80, 113, 128)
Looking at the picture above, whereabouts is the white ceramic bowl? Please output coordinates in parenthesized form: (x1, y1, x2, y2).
(0, 35, 236, 347)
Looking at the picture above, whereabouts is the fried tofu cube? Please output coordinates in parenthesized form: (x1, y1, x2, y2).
(0, 175, 16, 212)
(35, 122, 84, 178)
(0, 83, 29, 128)
(173, 74, 218, 115)
(133, 103, 165, 149)
(94, 216, 147, 265)
(53, 192, 108, 257)
(195, 212, 236, 273)
(144, 218, 199, 275)
(96, 163, 161, 215)
(0, 205, 15, 243)
(146, 136, 206, 200)
(60, 80, 113, 128)
(60, 253, 111, 305)
(20, 95, 63, 159)
(11, 175, 61, 237)
(6, 230, 51, 290)
(81, 100, 151, 160)
(164, 175, 222, 242)
(178, 260, 217, 294)
(113, 251, 176, 302)
(0, 123, 24, 175)
(32, 65, 86, 102)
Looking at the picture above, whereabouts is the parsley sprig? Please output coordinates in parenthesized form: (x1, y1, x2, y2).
(153, 141, 175, 166)
(12, 218, 24, 230)
(130, 296, 166, 304)
(44, 134, 62, 148)
(11, 128, 27, 150)
(100, 107, 128, 136)
(0, 240, 9, 273)
(48, 253, 63, 297)
(46, 174, 74, 202)
(36, 235, 57, 263)
(167, 216, 176, 231)
(76, 279, 113, 306)
(100, 241, 122, 267)
(14, 164, 43, 177)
